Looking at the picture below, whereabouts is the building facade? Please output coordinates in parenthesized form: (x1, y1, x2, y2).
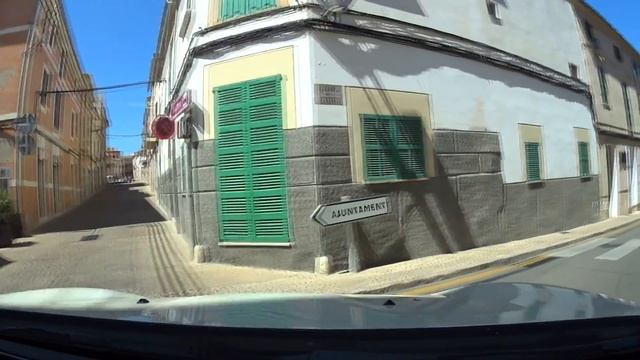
(105, 148, 125, 180)
(0, 0, 108, 232)
(145, 0, 606, 272)
(572, 0, 640, 219)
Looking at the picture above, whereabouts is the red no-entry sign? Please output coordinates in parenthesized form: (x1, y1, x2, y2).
(152, 115, 175, 140)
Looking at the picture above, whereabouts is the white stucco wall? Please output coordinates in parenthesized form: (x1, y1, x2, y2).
(329, 0, 585, 77)
(183, 34, 313, 139)
(310, 32, 598, 184)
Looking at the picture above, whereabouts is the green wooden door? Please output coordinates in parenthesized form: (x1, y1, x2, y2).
(215, 76, 290, 243)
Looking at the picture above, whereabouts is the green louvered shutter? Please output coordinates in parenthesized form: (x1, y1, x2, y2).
(215, 76, 289, 244)
(216, 83, 252, 241)
(221, 0, 277, 20)
(525, 142, 541, 181)
(362, 115, 425, 181)
(247, 76, 289, 243)
(578, 142, 590, 177)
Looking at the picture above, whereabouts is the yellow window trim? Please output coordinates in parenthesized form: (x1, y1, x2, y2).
(518, 123, 545, 182)
(345, 87, 435, 184)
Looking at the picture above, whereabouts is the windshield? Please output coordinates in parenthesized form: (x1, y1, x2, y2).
(1, 0, 640, 328)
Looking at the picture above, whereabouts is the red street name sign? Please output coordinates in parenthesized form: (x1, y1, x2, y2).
(152, 115, 175, 140)
(169, 91, 191, 120)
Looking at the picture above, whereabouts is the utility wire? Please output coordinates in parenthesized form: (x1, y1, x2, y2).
(40, 80, 154, 94)
(107, 134, 143, 138)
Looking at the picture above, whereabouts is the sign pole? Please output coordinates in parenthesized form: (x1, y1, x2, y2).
(311, 194, 390, 273)
(341, 196, 363, 273)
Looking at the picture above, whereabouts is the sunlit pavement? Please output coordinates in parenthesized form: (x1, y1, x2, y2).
(489, 225, 640, 303)
(398, 222, 640, 303)
(0, 184, 311, 297)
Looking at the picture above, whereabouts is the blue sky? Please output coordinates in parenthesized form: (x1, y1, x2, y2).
(587, 0, 639, 50)
(63, 0, 164, 155)
(62, 1, 638, 156)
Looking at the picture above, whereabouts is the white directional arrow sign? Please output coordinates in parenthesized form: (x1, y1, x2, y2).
(311, 196, 390, 227)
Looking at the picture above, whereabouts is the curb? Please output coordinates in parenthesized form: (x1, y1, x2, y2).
(355, 217, 640, 295)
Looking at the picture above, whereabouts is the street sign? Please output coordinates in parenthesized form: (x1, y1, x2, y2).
(152, 115, 175, 140)
(17, 133, 35, 155)
(16, 114, 36, 134)
(311, 195, 390, 227)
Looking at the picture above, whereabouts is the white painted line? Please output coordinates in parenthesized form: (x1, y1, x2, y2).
(595, 239, 640, 261)
(550, 237, 615, 258)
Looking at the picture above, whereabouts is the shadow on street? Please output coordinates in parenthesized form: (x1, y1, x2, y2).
(0, 255, 11, 270)
(34, 184, 166, 234)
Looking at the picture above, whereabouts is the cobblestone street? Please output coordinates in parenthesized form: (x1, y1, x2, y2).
(0, 184, 309, 297)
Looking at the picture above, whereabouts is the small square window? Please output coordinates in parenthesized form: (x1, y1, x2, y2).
(48, 26, 56, 47)
(584, 21, 595, 41)
(525, 142, 541, 182)
(614, 46, 623, 62)
(569, 63, 579, 79)
(40, 70, 49, 106)
(487, 0, 501, 20)
(361, 115, 426, 181)
(578, 142, 590, 177)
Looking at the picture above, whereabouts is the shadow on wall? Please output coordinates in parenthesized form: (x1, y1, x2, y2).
(347, 176, 477, 270)
(362, 0, 427, 16)
(33, 184, 166, 234)
(316, 30, 588, 106)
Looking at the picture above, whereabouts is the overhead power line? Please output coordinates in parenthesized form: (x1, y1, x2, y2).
(40, 80, 156, 94)
(108, 134, 144, 138)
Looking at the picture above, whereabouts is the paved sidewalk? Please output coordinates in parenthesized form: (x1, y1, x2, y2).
(204, 212, 640, 295)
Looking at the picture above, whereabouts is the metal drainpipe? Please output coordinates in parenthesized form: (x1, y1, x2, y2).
(186, 131, 197, 249)
(15, 9, 39, 218)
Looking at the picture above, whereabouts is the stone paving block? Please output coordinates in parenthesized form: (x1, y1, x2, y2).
(480, 153, 502, 173)
(286, 127, 314, 158)
(455, 131, 501, 153)
(193, 140, 215, 168)
(503, 183, 538, 241)
(314, 127, 350, 156)
(287, 158, 316, 186)
(437, 154, 480, 175)
(456, 174, 504, 246)
(433, 131, 455, 153)
(315, 156, 352, 184)
(193, 166, 216, 193)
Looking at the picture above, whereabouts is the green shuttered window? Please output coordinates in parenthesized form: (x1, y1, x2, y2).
(362, 115, 426, 181)
(215, 75, 290, 244)
(578, 141, 590, 177)
(525, 142, 541, 181)
(220, 0, 277, 20)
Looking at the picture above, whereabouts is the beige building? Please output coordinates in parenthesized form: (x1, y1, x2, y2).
(0, 0, 108, 233)
(105, 148, 125, 180)
(572, 0, 640, 218)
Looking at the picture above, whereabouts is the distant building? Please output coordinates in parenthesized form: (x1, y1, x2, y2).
(0, 0, 108, 232)
(105, 148, 125, 179)
(572, 0, 640, 218)
(143, 0, 630, 272)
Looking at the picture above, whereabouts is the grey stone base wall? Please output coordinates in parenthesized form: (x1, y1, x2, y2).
(180, 127, 600, 272)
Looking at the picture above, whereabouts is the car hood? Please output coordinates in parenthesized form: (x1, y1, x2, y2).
(0, 282, 639, 329)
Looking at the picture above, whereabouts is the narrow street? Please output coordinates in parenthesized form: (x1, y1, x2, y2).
(399, 223, 640, 303)
(492, 226, 640, 302)
(0, 184, 308, 297)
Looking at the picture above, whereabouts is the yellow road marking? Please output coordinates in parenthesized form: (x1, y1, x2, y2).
(398, 255, 550, 296)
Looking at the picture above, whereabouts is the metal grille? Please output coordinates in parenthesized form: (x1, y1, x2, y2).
(314, 84, 344, 105)
(0, 167, 10, 179)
